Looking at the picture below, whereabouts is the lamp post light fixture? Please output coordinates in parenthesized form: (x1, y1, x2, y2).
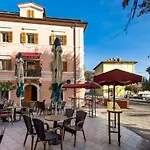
(39, 78, 42, 87)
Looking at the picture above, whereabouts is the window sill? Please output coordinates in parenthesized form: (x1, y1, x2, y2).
(0, 42, 12, 43)
(0, 70, 14, 72)
(21, 43, 37, 45)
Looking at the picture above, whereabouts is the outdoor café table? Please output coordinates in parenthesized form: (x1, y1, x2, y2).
(107, 102, 122, 146)
(7, 106, 24, 122)
(44, 114, 68, 145)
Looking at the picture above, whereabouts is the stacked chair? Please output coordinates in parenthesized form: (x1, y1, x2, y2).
(36, 100, 46, 115)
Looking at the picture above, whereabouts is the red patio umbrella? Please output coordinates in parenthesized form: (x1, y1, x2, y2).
(63, 82, 100, 89)
(63, 81, 100, 117)
(93, 69, 143, 109)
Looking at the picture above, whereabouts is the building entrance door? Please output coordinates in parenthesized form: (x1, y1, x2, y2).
(24, 85, 37, 103)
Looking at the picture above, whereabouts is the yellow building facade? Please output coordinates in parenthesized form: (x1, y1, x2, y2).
(93, 58, 137, 97)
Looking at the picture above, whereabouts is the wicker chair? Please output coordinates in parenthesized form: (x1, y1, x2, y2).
(0, 127, 5, 144)
(32, 118, 63, 150)
(23, 115, 36, 150)
(57, 108, 74, 129)
(64, 110, 87, 147)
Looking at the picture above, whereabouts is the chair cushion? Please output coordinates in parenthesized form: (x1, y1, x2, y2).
(45, 131, 60, 141)
(57, 122, 71, 128)
(65, 126, 76, 134)
(0, 113, 9, 117)
(57, 122, 63, 128)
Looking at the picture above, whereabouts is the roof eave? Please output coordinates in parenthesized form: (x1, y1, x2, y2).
(93, 61, 138, 70)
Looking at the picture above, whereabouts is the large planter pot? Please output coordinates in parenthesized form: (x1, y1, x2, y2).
(104, 99, 129, 109)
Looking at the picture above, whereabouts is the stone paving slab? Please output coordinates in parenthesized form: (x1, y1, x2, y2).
(0, 113, 143, 150)
(94, 103, 150, 150)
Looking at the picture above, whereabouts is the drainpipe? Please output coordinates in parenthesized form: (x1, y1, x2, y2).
(73, 22, 76, 109)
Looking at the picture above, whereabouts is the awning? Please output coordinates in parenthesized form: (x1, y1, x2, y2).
(17, 52, 41, 59)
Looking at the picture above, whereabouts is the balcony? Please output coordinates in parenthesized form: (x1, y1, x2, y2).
(15, 66, 41, 77)
(25, 66, 41, 77)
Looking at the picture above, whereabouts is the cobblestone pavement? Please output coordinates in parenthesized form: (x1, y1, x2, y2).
(96, 102, 150, 150)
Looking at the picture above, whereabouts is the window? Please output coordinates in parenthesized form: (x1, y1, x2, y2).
(2, 32, 8, 42)
(20, 33, 38, 44)
(56, 35, 63, 45)
(27, 10, 34, 18)
(0, 60, 11, 70)
(49, 35, 67, 45)
(1, 32, 13, 43)
(63, 61, 67, 72)
(27, 33, 34, 44)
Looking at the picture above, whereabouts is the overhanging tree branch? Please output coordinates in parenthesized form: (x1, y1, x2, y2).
(111, 0, 138, 40)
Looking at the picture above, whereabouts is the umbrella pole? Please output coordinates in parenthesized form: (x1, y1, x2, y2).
(108, 85, 109, 100)
(113, 84, 115, 109)
(55, 102, 57, 115)
(19, 98, 22, 106)
(92, 89, 94, 117)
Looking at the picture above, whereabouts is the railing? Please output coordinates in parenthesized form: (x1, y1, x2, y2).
(25, 66, 41, 77)
(15, 66, 41, 77)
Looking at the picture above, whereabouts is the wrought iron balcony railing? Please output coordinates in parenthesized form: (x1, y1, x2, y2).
(15, 66, 41, 77)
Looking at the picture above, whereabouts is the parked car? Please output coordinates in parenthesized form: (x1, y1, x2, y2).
(124, 94, 138, 98)
(132, 94, 138, 98)
(137, 94, 150, 100)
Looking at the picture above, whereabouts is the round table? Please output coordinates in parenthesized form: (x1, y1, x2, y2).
(45, 115, 68, 145)
(45, 115, 68, 128)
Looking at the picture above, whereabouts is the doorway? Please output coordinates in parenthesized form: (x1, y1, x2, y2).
(24, 84, 37, 103)
(32, 85, 37, 101)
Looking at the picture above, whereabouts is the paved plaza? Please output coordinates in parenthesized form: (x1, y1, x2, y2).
(0, 111, 144, 150)
(96, 102, 150, 150)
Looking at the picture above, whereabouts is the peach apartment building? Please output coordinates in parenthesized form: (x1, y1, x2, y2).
(0, 2, 87, 103)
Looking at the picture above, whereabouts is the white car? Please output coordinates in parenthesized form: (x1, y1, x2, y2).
(138, 94, 150, 100)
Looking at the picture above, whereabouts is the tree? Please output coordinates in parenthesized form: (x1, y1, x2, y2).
(141, 79, 150, 90)
(0, 81, 16, 103)
(123, 0, 150, 16)
(112, 0, 150, 38)
(125, 84, 139, 93)
(146, 67, 150, 82)
(84, 71, 94, 82)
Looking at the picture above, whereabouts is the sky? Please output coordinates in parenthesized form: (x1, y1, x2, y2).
(1, 0, 150, 78)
